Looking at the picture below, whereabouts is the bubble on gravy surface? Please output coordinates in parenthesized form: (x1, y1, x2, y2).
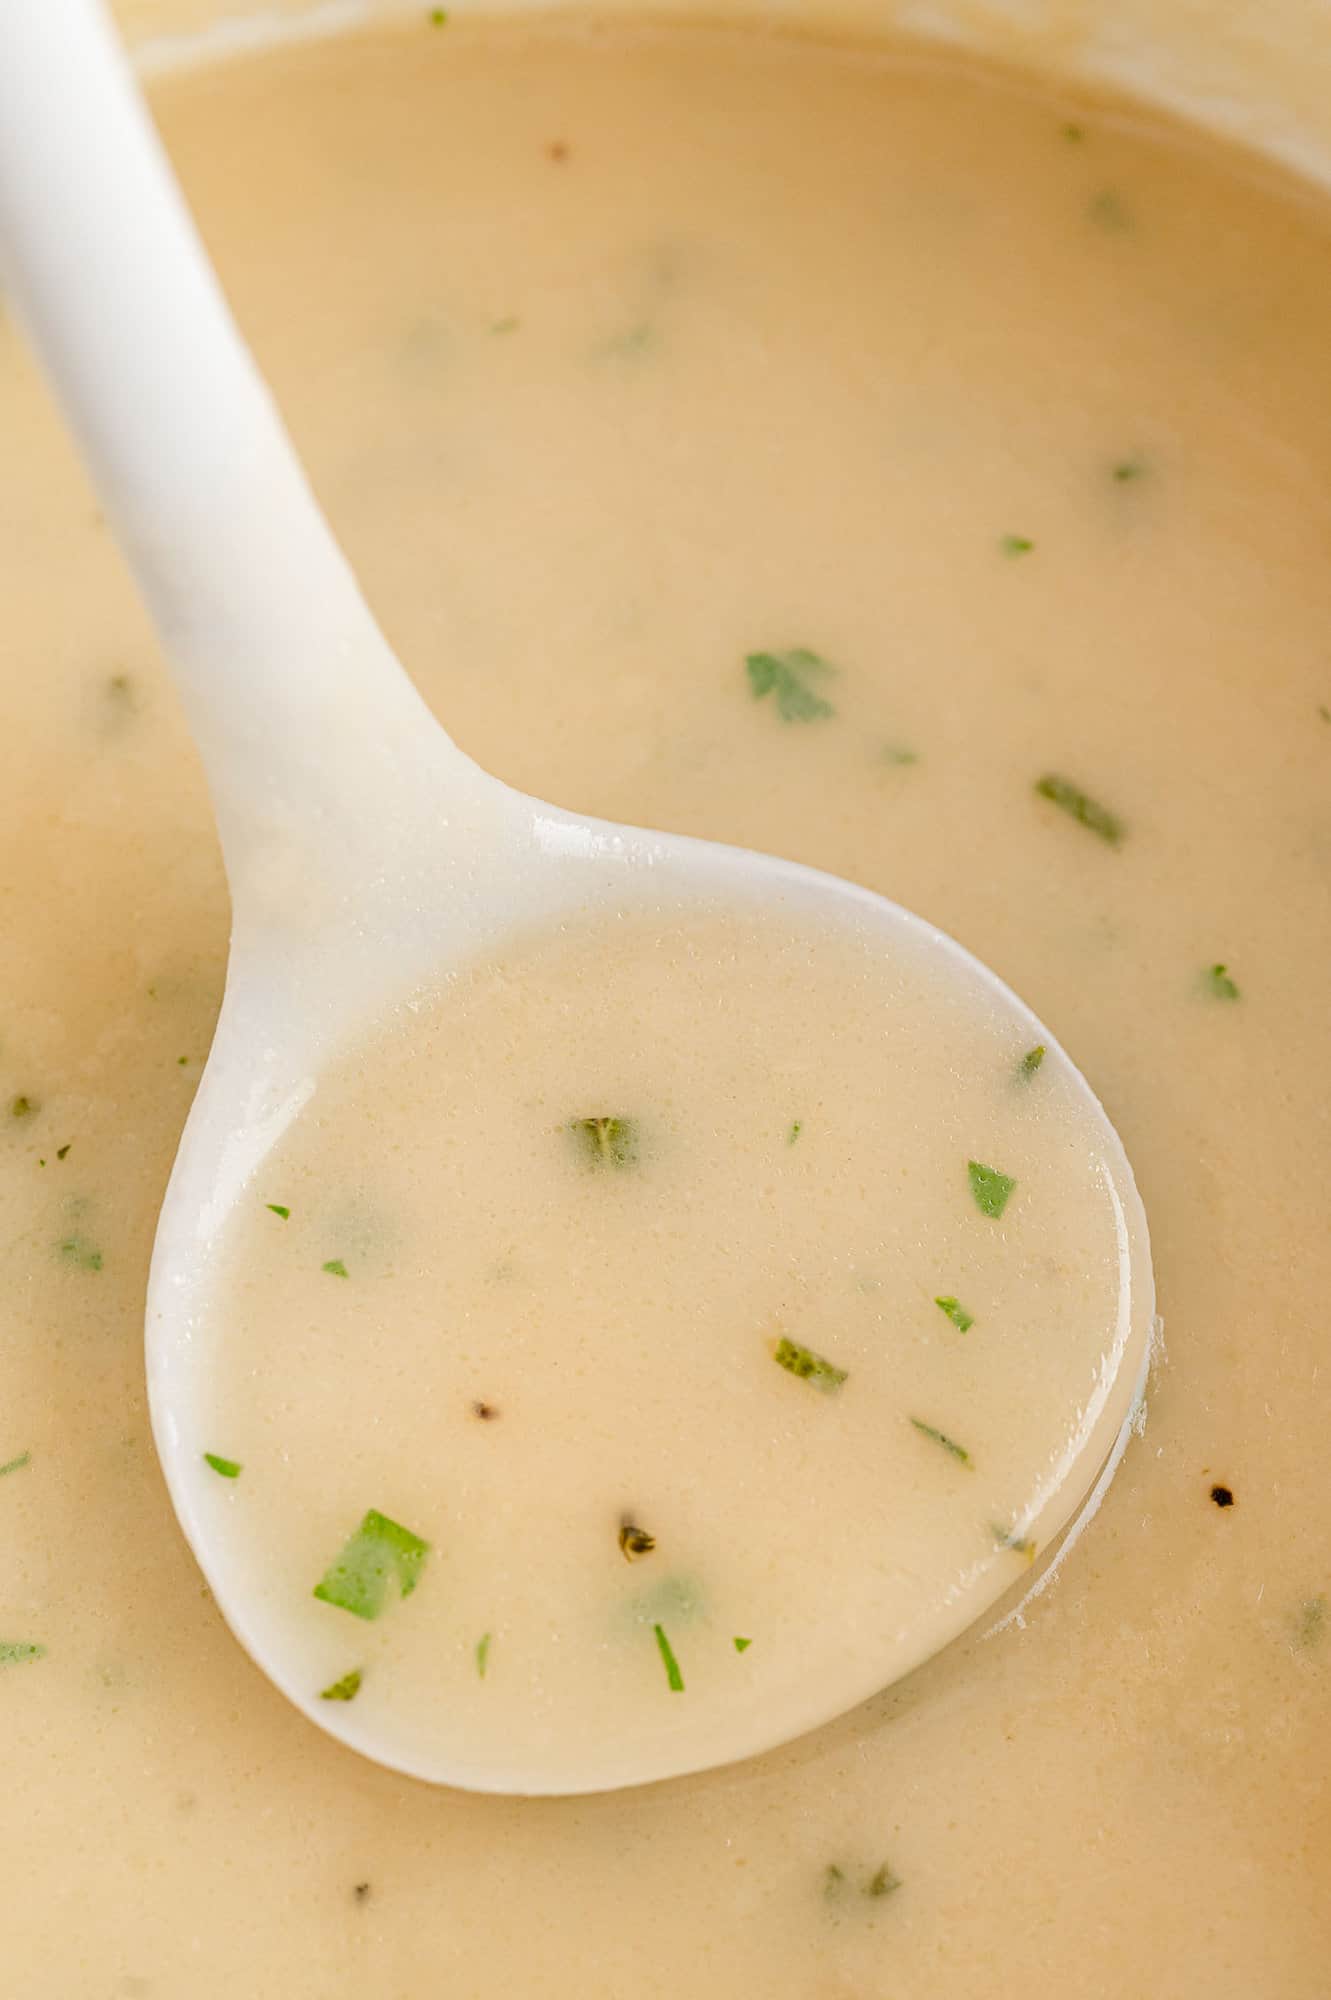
(0, 14, 1328, 1994)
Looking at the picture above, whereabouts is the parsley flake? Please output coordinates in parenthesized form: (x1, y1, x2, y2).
(0, 1641, 45, 1666)
(1018, 1044, 1046, 1077)
(0, 1450, 30, 1479)
(266, 1203, 290, 1220)
(1293, 1596, 1327, 1649)
(1034, 773, 1124, 844)
(1206, 963, 1240, 1000)
(1089, 189, 1132, 231)
(992, 1521, 1037, 1561)
(58, 1235, 102, 1272)
(910, 1416, 971, 1465)
(203, 1452, 241, 1479)
(744, 648, 836, 723)
(934, 1295, 974, 1333)
(476, 1632, 492, 1678)
(653, 1622, 685, 1691)
(866, 1863, 902, 1898)
(571, 1116, 637, 1168)
(320, 1667, 362, 1701)
(773, 1335, 847, 1393)
(313, 1509, 430, 1621)
(322, 1258, 349, 1279)
(968, 1161, 1016, 1219)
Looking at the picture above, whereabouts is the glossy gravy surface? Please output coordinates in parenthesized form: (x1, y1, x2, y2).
(1, 17, 1328, 1994)
(198, 906, 1146, 1790)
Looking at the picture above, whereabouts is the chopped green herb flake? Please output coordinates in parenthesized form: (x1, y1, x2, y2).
(476, 1632, 492, 1678)
(322, 1258, 349, 1278)
(571, 1116, 637, 1168)
(1112, 457, 1147, 482)
(823, 1863, 847, 1902)
(773, 1335, 847, 1393)
(595, 320, 656, 362)
(0, 1451, 31, 1479)
(911, 1416, 971, 1465)
(1061, 121, 1085, 143)
(203, 1452, 241, 1479)
(58, 1235, 102, 1272)
(56, 1143, 70, 1159)
(934, 1295, 974, 1333)
(882, 743, 919, 766)
(968, 1160, 1016, 1219)
(653, 1622, 684, 1692)
(0, 1641, 45, 1666)
(1019, 1044, 1046, 1077)
(1319, 704, 1331, 724)
(992, 1521, 1037, 1560)
(489, 316, 520, 335)
(1293, 1596, 1327, 1649)
(733, 1635, 752, 1653)
(100, 673, 141, 734)
(1034, 772, 1124, 845)
(1206, 962, 1240, 1000)
(313, 1509, 430, 1621)
(787, 1120, 802, 1145)
(320, 1667, 362, 1702)
(177, 1055, 189, 1067)
(1000, 533, 1034, 557)
(10, 1095, 37, 1118)
(266, 1203, 290, 1219)
(428, 6, 448, 21)
(744, 648, 836, 723)
(866, 1863, 903, 1899)
(619, 1522, 656, 1561)
(1089, 189, 1131, 231)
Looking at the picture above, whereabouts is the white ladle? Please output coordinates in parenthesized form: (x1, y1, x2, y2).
(0, 0, 1153, 1792)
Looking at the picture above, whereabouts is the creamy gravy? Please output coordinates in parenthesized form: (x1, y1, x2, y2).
(1, 15, 1329, 1993)
(198, 906, 1147, 1790)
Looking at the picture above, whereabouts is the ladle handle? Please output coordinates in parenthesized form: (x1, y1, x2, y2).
(0, 0, 468, 902)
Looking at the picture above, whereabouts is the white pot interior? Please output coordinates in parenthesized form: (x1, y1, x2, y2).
(117, 0, 1331, 187)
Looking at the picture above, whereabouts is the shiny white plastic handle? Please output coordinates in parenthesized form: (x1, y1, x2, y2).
(0, 0, 461, 889)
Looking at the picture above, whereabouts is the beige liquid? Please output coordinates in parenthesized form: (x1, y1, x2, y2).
(199, 907, 1146, 1790)
(1, 16, 1329, 1993)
